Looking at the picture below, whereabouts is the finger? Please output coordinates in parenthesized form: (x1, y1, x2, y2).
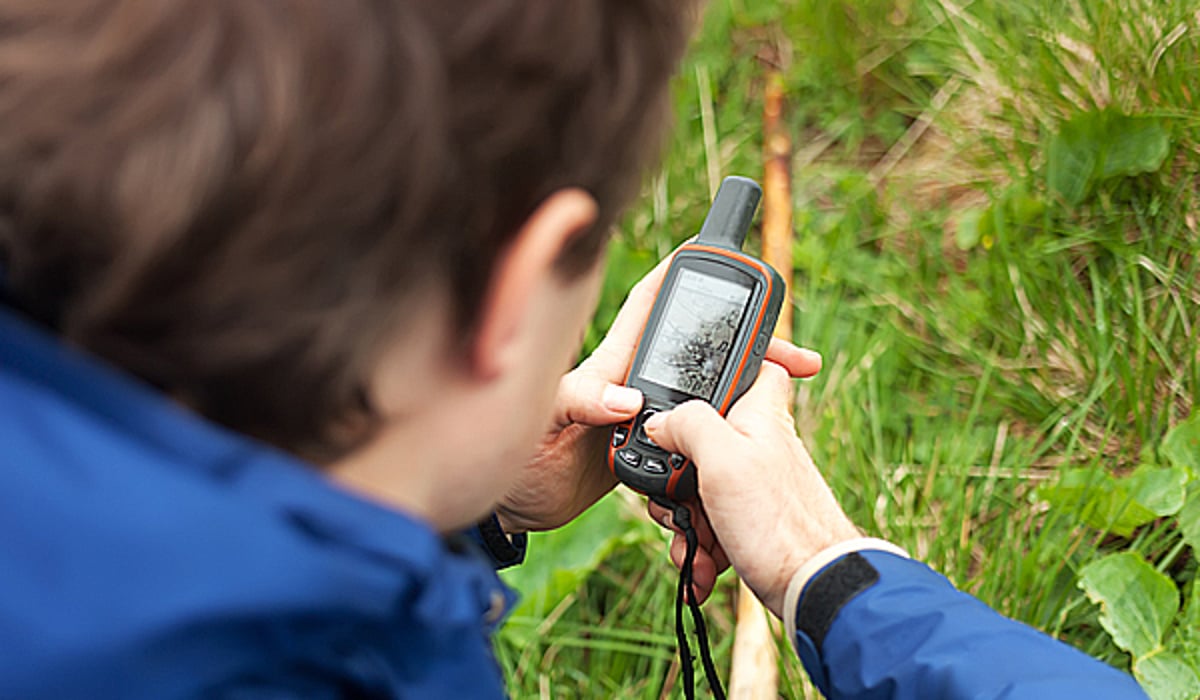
(679, 505, 731, 573)
(765, 338, 823, 379)
(651, 500, 721, 550)
(647, 500, 677, 533)
(552, 370, 644, 429)
(642, 400, 742, 462)
(708, 540, 731, 574)
(726, 360, 793, 425)
(583, 254, 673, 378)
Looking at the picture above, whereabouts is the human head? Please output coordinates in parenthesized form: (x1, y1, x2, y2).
(0, 0, 696, 461)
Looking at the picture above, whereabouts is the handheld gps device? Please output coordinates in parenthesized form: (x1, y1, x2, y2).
(607, 176, 785, 503)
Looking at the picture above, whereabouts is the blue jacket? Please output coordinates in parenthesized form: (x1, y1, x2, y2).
(1, 304, 1147, 699)
(790, 548, 1149, 698)
(0, 306, 514, 698)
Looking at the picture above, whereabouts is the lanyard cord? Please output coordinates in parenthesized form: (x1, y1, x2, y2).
(671, 503, 726, 700)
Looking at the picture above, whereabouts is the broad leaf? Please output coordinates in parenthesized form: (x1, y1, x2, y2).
(1177, 579, 1200, 670)
(1040, 469, 1158, 536)
(1005, 189, 1046, 226)
(1045, 110, 1171, 206)
(1046, 119, 1098, 205)
(500, 494, 645, 618)
(1098, 116, 1170, 179)
(1125, 464, 1189, 517)
(1181, 485, 1200, 552)
(955, 208, 985, 250)
(1161, 413, 1200, 473)
(1187, 577, 1200, 628)
(1133, 650, 1200, 700)
(1079, 552, 1179, 658)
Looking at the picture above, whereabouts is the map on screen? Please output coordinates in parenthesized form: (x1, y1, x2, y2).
(639, 269, 751, 400)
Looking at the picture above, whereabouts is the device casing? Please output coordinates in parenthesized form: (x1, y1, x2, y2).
(607, 177, 785, 503)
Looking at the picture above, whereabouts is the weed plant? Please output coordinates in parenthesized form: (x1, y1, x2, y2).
(497, 1, 1200, 697)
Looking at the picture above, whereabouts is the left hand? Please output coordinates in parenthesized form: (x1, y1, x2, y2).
(495, 255, 671, 532)
(496, 248, 824, 534)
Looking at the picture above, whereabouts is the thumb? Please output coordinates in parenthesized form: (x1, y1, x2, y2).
(642, 400, 744, 464)
(553, 369, 644, 429)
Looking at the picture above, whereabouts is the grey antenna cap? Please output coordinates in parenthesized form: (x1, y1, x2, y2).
(695, 176, 762, 250)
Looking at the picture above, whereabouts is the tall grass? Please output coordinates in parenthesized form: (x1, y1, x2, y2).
(497, 1, 1200, 696)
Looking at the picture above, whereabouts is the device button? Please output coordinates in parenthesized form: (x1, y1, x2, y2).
(669, 454, 686, 471)
(643, 457, 667, 475)
(611, 425, 630, 448)
(635, 409, 660, 448)
(616, 448, 641, 468)
(753, 332, 769, 355)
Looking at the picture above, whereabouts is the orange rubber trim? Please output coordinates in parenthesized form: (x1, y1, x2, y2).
(607, 244, 775, 499)
(682, 244, 774, 415)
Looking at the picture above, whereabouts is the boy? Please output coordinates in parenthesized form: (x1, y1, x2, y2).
(0, 1, 1147, 698)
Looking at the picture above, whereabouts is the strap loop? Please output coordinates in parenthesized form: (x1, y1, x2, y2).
(671, 503, 726, 700)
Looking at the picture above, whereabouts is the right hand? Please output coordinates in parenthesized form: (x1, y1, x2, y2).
(643, 360, 861, 618)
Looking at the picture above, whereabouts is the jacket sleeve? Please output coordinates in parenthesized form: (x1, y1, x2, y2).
(787, 547, 1148, 700)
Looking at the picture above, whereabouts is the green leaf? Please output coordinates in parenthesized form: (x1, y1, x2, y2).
(1183, 577, 1200, 638)
(1136, 577, 1200, 699)
(1133, 650, 1200, 700)
(1098, 117, 1170, 180)
(1161, 413, 1200, 473)
(955, 208, 984, 250)
(1045, 111, 1171, 206)
(1040, 469, 1158, 536)
(1079, 552, 1180, 658)
(1005, 189, 1046, 226)
(1125, 464, 1189, 517)
(1046, 119, 1098, 206)
(1180, 485, 1200, 552)
(500, 494, 644, 618)
(1176, 579, 1200, 676)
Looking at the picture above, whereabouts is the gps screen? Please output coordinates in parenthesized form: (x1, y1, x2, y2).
(639, 268, 752, 400)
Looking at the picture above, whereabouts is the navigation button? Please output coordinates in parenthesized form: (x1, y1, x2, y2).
(616, 449, 641, 468)
(636, 409, 660, 448)
(643, 457, 667, 474)
(611, 425, 630, 448)
(669, 454, 686, 471)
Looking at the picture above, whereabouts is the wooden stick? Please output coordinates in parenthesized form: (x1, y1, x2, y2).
(761, 72, 794, 340)
(728, 70, 793, 699)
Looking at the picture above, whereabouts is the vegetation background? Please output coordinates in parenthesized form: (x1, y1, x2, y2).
(497, 0, 1200, 697)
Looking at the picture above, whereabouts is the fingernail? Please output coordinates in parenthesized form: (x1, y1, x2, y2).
(602, 385, 643, 413)
(799, 348, 823, 364)
(662, 514, 673, 529)
(644, 411, 667, 431)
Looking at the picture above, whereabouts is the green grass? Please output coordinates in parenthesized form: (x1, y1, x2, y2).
(498, 1, 1200, 697)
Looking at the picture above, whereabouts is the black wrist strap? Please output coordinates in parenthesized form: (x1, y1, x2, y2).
(669, 503, 725, 700)
(475, 514, 527, 569)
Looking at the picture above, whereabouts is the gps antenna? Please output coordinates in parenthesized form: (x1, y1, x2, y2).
(695, 176, 762, 250)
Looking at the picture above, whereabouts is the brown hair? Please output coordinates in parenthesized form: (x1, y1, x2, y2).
(0, 0, 694, 460)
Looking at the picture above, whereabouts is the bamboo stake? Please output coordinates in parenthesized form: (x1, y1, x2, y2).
(728, 71, 793, 699)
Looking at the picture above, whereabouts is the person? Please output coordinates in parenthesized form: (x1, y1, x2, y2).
(0, 1, 1147, 698)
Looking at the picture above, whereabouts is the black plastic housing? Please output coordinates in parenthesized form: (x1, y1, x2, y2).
(607, 177, 785, 503)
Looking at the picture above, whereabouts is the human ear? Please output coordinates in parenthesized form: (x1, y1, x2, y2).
(470, 188, 599, 379)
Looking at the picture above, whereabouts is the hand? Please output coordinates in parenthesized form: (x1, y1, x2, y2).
(644, 359, 861, 617)
(494, 255, 673, 533)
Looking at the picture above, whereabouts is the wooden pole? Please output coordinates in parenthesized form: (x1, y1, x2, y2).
(728, 71, 793, 699)
(760, 73, 795, 342)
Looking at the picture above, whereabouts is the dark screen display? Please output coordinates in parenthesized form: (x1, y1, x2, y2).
(639, 268, 752, 400)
